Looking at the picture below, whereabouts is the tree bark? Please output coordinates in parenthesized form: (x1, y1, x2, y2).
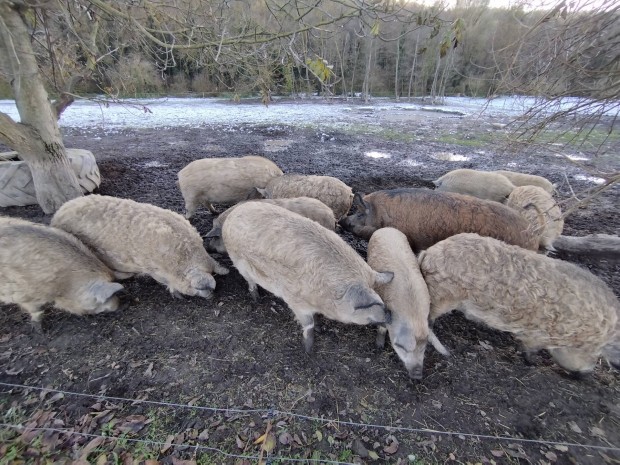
(0, 2, 82, 214)
(552, 234, 620, 259)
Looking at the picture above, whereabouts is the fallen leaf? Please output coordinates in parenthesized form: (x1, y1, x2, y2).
(160, 434, 175, 454)
(490, 450, 504, 457)
(368, 450, 380, 460)
(555, 445, 568, 452)
(80, 437, 105, 459)
(197, 429, 209, 441)
(117, 415, 148, 434)
(144, 460, 159, 465)
(567, 421, 582, 434)
(327, 435, 335, 446)
(545, 451, 558, 461)
(5, 367, 24, 375)
(590, 426, 605, 438)
(261, 432, 276, 453)
(187, 396, 201, 406)
(236, 435, 245, 450)
(383, 439, 399, 455)
(171, 459, 196, 465)
(315, 430, 323, 442)
(96, 454, 107, 465)
(254, 432, 267, 445)
(293, 433, 303, 446)
(278, 432, 293, 445)
(144, 362, 154, 378)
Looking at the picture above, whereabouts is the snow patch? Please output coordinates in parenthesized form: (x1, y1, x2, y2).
(143, 160, 169, 168)
(399, 159, 423, 167)
(574, 174, 605, 185)
(556, 154, 589, 161)
(431, 152, 470, 162)
(365, 151, 391, 159)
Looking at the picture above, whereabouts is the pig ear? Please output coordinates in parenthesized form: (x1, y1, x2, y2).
(344, 284, 384, 311)
(375, 271, 394, 285)
(352, 193, 368, 211)
(91, 282, 124, 303)
(204, 225, 222, 239)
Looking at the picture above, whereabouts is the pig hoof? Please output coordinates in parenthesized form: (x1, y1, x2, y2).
(249, 288, 259, 302)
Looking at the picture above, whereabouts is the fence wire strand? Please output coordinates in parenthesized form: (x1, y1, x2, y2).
(1, 381, 619, 454)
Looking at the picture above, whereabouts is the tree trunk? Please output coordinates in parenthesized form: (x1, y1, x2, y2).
(0, 3, 82, 214)
(552, 234, 620, 259)
(362, 36, 374, 104)
(394, 37, 401, 102)
(407, 33, 420, 100)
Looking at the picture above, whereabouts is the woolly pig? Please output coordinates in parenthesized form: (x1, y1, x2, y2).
(51, 195, 228, 299)
(205, 197, 336, 254)
(0, 217, 124, 327)
(505, 185, 564, 250)
(253, 174, 354, 219)
(418, 233, 620, 374)
(493, 170, 554, 193)
(177, 156, 283, 218)
(340, 188, 539, 253)
(367, 228, 449, 379)
(222, 202, 393, 353)
(433, 169, 515, 202)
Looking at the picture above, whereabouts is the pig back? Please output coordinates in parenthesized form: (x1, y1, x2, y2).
(366, 188, 538, 252)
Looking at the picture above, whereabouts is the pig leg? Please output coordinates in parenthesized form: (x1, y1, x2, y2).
(376, 325, 387, 348)
(293, 311, 315, 354)
(206, 202, 218, 215)
(21, 303, 43, 333)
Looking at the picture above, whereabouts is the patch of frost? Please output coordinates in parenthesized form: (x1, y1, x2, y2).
(556, 154, 589, 161)
(365, 151, 391, 159)
(399, 159, 423, 167)
(573, 174, 605, 184)
(431, 152, 470, 162)
(143, 160, 168, 168)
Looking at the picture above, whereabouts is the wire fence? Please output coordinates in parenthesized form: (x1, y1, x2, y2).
(1, 381, 619, 459)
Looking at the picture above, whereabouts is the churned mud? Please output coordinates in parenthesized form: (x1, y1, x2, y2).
(0, 102, 619, 464)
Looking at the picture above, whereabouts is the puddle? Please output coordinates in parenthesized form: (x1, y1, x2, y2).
(365, 151, 391, 159)
(574, 174, 606, 185)
(431, 152, 470, 162)
(143, 160, 169, 168)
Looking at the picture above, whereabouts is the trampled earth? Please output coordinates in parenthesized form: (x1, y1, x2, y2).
(0, 99, 619, 464)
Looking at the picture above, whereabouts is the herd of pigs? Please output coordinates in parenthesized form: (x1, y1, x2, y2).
(1, 155, 619, 380)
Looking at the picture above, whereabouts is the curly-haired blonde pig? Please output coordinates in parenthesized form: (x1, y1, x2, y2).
(340, 188, 539, 252)
(433, 169, 515, 202)
(177, 156, 283, 218)
(222, 202, 393, 353)
(0, 217, 123, 328)
(505, 185, 564, 250)
(493, 170, 554, 193)
(254, 174, 354, 219)
(367, 228, 449, 379)
(51, 195, 228, 299)
(418, 233, 620, 374)
(205, 197, 336, 253)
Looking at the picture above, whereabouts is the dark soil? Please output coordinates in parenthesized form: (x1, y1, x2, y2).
(1, 105, 619, 464)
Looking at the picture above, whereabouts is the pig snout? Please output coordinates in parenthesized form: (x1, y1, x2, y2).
(408, 365, 424, 380)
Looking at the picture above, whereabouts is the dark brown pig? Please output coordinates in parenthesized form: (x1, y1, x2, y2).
(339, 188, 538, 252)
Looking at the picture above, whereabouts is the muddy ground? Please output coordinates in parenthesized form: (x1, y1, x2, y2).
(1, 102, 619, 464)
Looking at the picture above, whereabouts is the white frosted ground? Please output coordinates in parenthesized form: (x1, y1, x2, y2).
(1, 95, 615, 131)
